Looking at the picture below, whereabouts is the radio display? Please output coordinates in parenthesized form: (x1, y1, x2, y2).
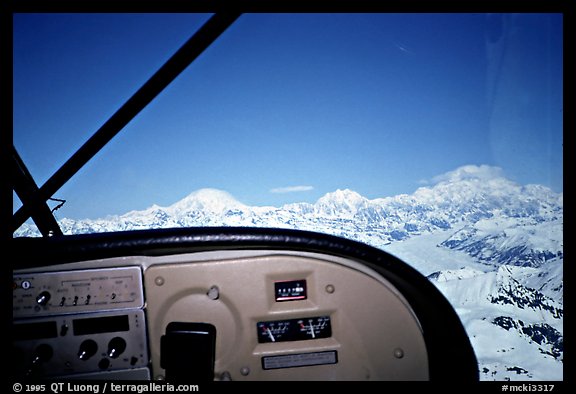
(13, 321, 58, 340)
(73, 315, 129, 335)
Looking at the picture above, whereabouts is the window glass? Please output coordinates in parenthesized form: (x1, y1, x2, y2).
(13, 13, 563, 381)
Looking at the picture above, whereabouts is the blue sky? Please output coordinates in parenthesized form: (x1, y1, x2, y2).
(13, 13, 563, 220)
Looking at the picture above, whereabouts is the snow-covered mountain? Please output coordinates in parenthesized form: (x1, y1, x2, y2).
(440, 217, 563, 268)
(430, 265, 563, 380)
(14, 165, 563, 380)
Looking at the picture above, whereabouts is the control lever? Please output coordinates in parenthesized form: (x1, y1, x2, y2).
(161, 322, 216, 381)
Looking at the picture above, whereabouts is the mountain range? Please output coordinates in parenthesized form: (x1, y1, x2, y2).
(14, 165, 563, 381)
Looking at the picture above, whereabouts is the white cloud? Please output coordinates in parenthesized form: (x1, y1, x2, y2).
(270, 185, 314, 194)
(431, 165, 505, 184)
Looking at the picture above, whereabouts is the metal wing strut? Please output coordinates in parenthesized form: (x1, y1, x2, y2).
(12, 12, 241, 236)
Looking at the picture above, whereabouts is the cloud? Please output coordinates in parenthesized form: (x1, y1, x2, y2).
(270, 185, 314, 194)
(431, 165, 505, 184)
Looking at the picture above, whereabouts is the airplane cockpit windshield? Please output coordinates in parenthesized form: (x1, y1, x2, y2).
(10, 9, 563, 384)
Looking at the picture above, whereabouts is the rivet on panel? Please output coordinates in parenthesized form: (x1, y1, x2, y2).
(240, 366, 250, 376)
(207, 285, 220, 300)
(325, 284, 335, 294)
(154, 277, 165, 286)
(393, 348, 405, 359)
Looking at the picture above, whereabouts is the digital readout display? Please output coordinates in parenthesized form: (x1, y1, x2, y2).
(13, 321, 58, 341)
(274, 279, 307, 301)
(73, 315, 129, 336)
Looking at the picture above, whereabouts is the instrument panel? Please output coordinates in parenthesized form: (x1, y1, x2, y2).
(13, 250, 429, 380)
(144, 251, 428, 380)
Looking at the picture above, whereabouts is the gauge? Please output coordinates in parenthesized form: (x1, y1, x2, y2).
(257, 320, 291, 343)
(297, 316, 331, 339)
(257, 316, 332, 343)
(274, 279, 307, 302)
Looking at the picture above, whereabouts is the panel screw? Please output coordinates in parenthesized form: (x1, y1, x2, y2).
(325, 284, 335, 294)
(154, 277, 165, 286)
(240, 366, 250, 376)
(220, 371, 232, 380)
(393, 348, 405, 359)
(207, 285, 220, 300)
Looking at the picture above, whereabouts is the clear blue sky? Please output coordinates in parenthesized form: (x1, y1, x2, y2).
(13, 13, 563, 220)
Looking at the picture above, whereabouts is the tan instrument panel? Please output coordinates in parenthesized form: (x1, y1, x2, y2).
(144, 250, 429, 380)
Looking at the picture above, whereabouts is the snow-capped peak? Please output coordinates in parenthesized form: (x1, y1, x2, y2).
(166, 188, 245, 215)
(315, 189, 367, 217)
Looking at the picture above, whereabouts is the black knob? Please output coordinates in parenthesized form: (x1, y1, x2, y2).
(78, 339, 98, 361)
(36, 291, 51, 306)
(32, 344, 53, 364)
(107, 337, 127, 359)
(98, 358, 110, 370)
(26, 344, 53, 377)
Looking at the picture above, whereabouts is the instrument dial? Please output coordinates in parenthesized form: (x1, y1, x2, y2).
(297, 316, 331, 339)
(257, 316, 332, 343)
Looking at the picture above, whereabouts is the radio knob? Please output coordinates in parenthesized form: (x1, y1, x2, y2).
(78, 339, 98, 361)
(107, 337, 127, 359)
(26, 344, 53, 377)
(32, 344, 53, 364)
(36, 291, 51, 306)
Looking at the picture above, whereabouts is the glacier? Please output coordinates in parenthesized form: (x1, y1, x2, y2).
(14, 165, 563, 381)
